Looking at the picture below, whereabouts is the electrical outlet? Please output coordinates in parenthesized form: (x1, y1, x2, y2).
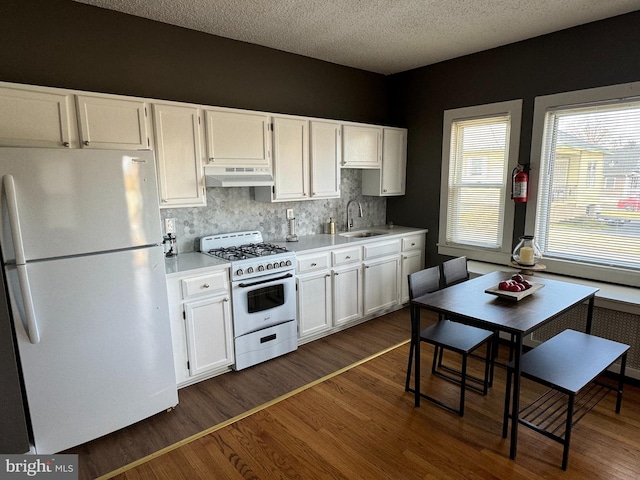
(164, 218, 176, 234)
(286, 209, 294, 219)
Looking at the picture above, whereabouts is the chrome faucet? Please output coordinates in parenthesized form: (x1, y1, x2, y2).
(346, 199, 363, 231)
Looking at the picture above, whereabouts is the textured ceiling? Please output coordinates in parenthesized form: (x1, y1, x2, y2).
(72, 0, 640, 75)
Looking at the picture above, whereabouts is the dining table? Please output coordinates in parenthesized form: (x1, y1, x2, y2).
(410, 270, 599, 461)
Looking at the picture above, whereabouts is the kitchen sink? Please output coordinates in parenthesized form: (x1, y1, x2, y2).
(339, 230, 386, 238)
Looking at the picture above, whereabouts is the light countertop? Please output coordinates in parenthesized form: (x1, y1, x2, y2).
(272, 225, 428, 253)
(165, 226, 428, 276)
(164, 252, 229, 277)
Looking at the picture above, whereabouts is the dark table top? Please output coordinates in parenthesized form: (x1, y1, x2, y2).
(411, 271, 599, 336)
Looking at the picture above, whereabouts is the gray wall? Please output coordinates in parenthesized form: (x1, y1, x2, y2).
(1, 0, 388, 124)
(386, 11, 640, 267)
(1, 0, 393, 250)
(3, 1, 640, 259)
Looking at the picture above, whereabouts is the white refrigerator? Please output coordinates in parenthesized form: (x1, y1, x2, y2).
(0, 147, 178, 454)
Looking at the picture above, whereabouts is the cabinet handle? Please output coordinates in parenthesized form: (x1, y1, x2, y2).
(345, 256, 351, 259)
(411, 242, 415, 247)
(202, 284, 210, 289)
(83, 140, 90, 146)
(62, 141, 70, 147)
(383, 189, 387, 192)
(209, 158, 214, 162)
(224, 297, 229, 302)
(310, 262, 317, 267)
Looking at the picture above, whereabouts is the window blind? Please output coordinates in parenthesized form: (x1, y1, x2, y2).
(535, 99, 640, 271)
(446, 115, 510, 249)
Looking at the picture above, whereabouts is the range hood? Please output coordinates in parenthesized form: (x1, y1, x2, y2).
(204, 166, 274, 187)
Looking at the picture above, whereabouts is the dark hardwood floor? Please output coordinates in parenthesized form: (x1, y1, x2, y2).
(68, 307, 415, 480)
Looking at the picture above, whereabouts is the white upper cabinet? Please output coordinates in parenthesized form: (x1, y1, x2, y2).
(342, 123, 382, 168)
(255, 117, 341, 202)
(76, 95, 149, 150)
(205, 108, 271, 168)
(152, 103, 206, 208)
(362, 127, 407, 196)
(310, 120, 341, 198)
(0, 83, 75, 148)
(272, 116, 309, 200)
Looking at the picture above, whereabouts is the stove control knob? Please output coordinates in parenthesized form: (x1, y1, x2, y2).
(285, 259, 292, 266)
(279, 261, 286, 267)
(266, 263, 273, 270)
(246, 267, 254, 274)
(257, 265, 265, 272)
(236, 268, 244, 276)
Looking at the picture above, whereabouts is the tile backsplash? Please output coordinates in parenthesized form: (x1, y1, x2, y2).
(161, 169, 387, 253)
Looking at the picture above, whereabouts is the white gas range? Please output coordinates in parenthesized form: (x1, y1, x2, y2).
(200, 231, 297, 370)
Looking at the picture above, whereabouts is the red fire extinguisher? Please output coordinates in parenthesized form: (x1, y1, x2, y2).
(512, 165, 528, 202)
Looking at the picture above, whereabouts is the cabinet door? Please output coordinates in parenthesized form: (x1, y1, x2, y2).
(184, 294, 234, 376)
(381, 128, 407, 195)
(310, 120, 341, 198)
(363, 255, 400, 316)
(272, 116, 309, 200)
(0, 85, 74, 148)
(297, 271, 332, 338)
(205, 109, 271, 167)
(333, 264, 362, 325)
(76, 95, 149, 149)
(342, 124, 382, 168)
(362, 127, 407, 196)
(401, 249, 422, 304)
(153, 103, 206, 208)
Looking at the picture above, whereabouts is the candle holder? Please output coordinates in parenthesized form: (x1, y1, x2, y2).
(511, 235, 543, 275)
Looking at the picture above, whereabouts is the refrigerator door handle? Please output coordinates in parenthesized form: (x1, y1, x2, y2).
(3, 174, 40, 344)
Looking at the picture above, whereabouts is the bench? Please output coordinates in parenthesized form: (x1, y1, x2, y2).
(502, 329, 629, 470)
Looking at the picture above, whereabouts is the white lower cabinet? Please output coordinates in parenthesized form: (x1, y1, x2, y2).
(362, 238, 401, 316)
(167, 267, 234, 387)
(296, 235, 423, 342)
(400, 233, 425, 303)
(363, 255, 401, 316)
(183, 294, 233, 376)
(296, 251, 332, 338)
(332, 263, 362, 325)
(297, 269, 332, 337)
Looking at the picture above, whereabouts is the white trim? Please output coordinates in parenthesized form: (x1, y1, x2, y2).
(526, 81, 640, 287)
(439, 99, 522, 259)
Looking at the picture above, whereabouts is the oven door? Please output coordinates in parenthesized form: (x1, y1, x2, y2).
(231, 269, 296, 337)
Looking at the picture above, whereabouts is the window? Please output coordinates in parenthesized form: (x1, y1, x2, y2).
(438, 100, 522, 264)
(527, 82, 640, 287)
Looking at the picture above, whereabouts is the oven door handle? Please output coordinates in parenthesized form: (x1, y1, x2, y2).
(238, 273, 293, 288)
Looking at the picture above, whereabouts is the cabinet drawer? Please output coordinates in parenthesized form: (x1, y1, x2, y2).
(363, 239, 401, 259)
(332, 246, 362, 266)
(402, 234, 424, 252)
(297, 252, 330, 273)
(181, 271, 229, 300)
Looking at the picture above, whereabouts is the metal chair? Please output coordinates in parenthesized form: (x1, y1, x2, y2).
(442, 255, 469, 286)
(405, 265, 494, 416)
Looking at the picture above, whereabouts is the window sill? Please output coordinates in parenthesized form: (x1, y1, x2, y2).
(467, 260, 639, 315)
